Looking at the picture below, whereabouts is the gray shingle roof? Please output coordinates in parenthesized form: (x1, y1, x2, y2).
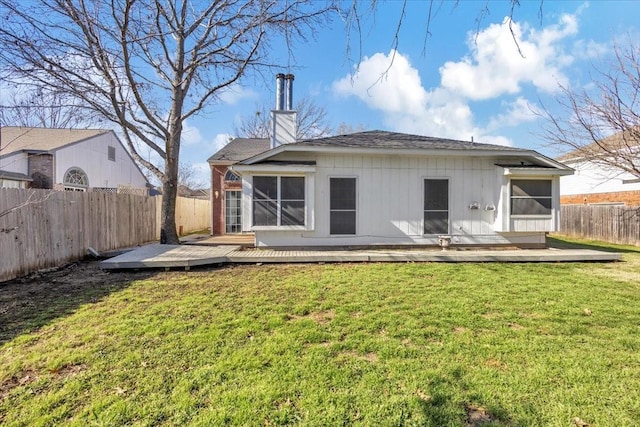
(0, 127, 109, 157)
(0, 170, 32, 181)
(207, 138, 270, 163)
(293, 130, 525, 152)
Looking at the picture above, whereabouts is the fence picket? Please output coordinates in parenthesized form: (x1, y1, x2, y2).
(559, 205, 640, 246)
(0, 189, 211, 282)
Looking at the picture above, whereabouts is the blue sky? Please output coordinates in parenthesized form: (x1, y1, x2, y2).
(181, 1, 638, 186)
(9, 1, 635, 187)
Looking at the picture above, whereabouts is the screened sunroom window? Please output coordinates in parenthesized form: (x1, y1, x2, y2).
(252, 176, 305, 226)
(510, 179, 552, 216)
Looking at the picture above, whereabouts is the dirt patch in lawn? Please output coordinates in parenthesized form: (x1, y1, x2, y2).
(0, 260, 155, 345)
(465, 403, 495, 426)
(0, 369, 39, 400)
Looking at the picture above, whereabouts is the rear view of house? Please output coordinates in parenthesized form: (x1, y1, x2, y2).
(233, 130, 574, 248)
(0, 127, 148, 193)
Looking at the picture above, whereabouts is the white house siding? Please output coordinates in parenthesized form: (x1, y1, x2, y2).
(0, 152, 28, 174)
(55, 133, 147, 189)
(248, 152, 553, 247)
(561, 160, 640, 196)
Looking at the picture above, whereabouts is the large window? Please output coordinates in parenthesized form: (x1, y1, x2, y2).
(330, 177, 356, 235)
(511, 180, 552, 216)
(424, 179, 449, 235)
(252, 176, 305, 226)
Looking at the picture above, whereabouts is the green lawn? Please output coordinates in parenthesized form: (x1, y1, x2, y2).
(1, 237, 640, 426)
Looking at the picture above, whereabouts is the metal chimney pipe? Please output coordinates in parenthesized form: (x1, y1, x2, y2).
(275, 73, 285, 110)
(285, 74, 294, 111)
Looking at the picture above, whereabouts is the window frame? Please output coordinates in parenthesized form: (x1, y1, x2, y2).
(423, 178, 450, 235)
(251, 175, 306, 228)
(510, 179, 553, 217)
(329, 176, 357, 235)
(225, 190, 242, 233)
(224, 170, 241, 181)
(63, 167, 89, 189)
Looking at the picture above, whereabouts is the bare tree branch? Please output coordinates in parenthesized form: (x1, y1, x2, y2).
(0, 0, 335, 244)
(538, 36, 640, 179)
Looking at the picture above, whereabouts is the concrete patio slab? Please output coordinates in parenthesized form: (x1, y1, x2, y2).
(100, 244, 621, 270)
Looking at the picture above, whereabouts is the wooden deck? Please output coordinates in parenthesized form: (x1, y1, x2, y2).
(100, 245, 621, 270)
(100, 244, 240, 270)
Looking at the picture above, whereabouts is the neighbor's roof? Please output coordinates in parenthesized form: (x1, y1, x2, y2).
(556, 128, 640, 162)
(207, 137, 270, 163)
(0, 126, 109, 157)
(292, 130, 525, 151)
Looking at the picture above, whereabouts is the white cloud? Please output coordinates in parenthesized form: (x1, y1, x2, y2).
(181, 121, 203, 146)
(572, 39, 608, 60)
(440, 14, 578, 100)
(333, 51, 428, 114)
(219, 84, 257, 105)
(333, 50, 476, 141)
(210, 133, 233, 153)
(331, 11, 591, 148)
(486, 97, 539, 132)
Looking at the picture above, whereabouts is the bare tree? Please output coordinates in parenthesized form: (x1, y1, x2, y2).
(235, 96, 333, 139)
(177, 162, 206, 196)
(539, 37, 640, 179)
(0, 87, 98, 128)
(0, 0, 334, 244)
(335, 122, 367, 135)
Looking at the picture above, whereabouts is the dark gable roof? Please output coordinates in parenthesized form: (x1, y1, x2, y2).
(293, 130, 525, 152)
(207, 137, 270, 163)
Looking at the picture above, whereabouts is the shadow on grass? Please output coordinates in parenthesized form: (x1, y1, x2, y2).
(547, 235, 640, 254)
(0, 260, 155, 346)
(417, 371, 519, 426)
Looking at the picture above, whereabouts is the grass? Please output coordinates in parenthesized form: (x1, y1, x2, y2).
(1, 237, 640, 426)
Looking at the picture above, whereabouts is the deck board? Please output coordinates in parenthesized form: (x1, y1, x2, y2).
(101, 245, 621, 270)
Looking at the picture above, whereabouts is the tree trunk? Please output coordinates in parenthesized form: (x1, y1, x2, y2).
(160, 134, 180, 244)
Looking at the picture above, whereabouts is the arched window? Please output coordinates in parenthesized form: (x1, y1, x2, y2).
(225, 170, 240, 181)
(63, 167, 89, 188)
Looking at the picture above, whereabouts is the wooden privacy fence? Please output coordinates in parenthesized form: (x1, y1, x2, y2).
(0, 189, 212, 282)
(154, 195, 211, 240)
(559, 205, 640, 246)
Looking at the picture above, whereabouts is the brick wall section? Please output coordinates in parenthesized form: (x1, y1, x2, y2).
(561, 190, 640, 206)
(27, 153, 54, 189)
(211, 165, 244, 235)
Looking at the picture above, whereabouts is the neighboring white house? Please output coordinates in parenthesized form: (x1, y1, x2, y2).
(558, 132, 640, 206)
(232, 130, 574, 249)
(0, 127, 148, 192)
